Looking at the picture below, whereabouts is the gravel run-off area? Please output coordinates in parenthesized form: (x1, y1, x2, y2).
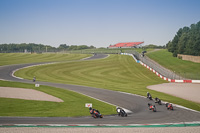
(147, 83, 200, 103)
(0, 87, 63, 102)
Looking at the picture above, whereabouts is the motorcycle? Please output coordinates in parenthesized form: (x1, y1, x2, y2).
(89, 108, 103, 118)
(147, 92, 153, 100)
(148, 94, 153, 100)
(155, 97, 162, 105)
(148, 103, 157, 112)
(116, 107, 127, 117)
(166, 103, 173, 110)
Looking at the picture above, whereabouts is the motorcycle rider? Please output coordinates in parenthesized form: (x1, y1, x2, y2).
(166, 103, 173, 110)
(148, 103, 152, 108)
(148, 103, 156, 112)
(89, 107, 95, 114)
(147, 92, 150, 98)
(116, 107, 127, 117)
(155, 97, 161, 105)
(147, 92, 152, 100)
(89, 107, 101, 118)
(116, 107, 121, 114)
(33, 76, 36, 82)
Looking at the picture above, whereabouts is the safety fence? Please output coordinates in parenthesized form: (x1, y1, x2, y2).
(123, 50, 200, 80)
(121, 52, 200, 83)
(123, 50, 181, 79)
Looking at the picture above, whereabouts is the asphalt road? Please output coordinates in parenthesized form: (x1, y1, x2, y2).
(0, 54, 200, 124)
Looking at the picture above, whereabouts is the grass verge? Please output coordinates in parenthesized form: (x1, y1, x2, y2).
(146, 49, 200, 79)
(0, 80, 116, 117)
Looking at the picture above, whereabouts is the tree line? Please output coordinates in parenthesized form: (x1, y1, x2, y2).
(166, 21, 200, 57)
(0, 43, 96, 53)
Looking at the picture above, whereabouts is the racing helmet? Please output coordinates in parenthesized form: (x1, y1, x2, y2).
(89, 107, 92, 110)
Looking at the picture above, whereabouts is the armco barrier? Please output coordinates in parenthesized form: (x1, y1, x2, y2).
(121, 53, 200, 83)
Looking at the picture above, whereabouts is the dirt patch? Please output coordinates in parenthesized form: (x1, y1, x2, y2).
(0, 87, 63, 102)
(147, 83, 200, 103)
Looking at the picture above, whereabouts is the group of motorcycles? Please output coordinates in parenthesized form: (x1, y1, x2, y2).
(88, 92, 174, 118)
(89, 106, 128, 119)
(147, 92, 174, 112)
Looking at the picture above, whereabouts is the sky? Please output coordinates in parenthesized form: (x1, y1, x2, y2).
(0, 0, 200, 48)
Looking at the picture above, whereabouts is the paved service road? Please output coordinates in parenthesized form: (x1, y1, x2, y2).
(0, 54, 200, 124)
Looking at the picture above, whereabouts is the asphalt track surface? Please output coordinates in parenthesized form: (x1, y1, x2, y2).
(0, 54, 200, 125)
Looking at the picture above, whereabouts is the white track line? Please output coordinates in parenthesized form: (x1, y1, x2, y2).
(118, 91, 200, 113)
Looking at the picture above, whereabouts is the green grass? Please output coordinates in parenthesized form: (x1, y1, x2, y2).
(15, 54, 200, 111)
(66, 48, 154, 54)
(0, 80, 116, 117)
(146, 49, 200, 79)
(0, 53, 91, 66)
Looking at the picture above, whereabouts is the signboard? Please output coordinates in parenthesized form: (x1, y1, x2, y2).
(35, 84, 40, 87)
(85, 103, 92, 108)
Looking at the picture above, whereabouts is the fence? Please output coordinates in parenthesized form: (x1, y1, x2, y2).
(125, 50, 200, 80)
(178, 54, 200, 63)
(124, 50, 187, 80)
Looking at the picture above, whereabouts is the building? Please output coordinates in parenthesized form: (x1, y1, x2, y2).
(109, 42, 144, 48)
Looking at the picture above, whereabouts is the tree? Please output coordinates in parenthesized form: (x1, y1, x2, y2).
(167, 21, 200, 56)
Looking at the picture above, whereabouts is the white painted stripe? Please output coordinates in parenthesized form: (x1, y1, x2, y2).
(11, 54, 101, 80)
(98, 54, 110, 60)
(121, 53, 200, 84)
(3, 121, 200, 127)
(11, 62, 56, 80)
(174, 105, 200, 113)
(80, 55, 94, 60)
(156, 72, 159, 75)
(175, 80, 184, 83)
(12, 69, 24, 80)
(0, 78, 9, 81)
(68, 89, 132, 114)
(118, 91, 200, 114)
(192, 80, 200, 83)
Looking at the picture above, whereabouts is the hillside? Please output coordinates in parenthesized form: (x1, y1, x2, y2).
(146, 49, 200, 80)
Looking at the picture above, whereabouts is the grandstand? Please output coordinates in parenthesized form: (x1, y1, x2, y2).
(109, 42, 144, 48)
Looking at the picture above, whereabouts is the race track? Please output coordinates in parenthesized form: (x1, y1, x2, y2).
(0, 54, 200, 125)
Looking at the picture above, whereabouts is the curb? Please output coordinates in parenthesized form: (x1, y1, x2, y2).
(1, 121, 200, 128)
(121, 53, 200, 83)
